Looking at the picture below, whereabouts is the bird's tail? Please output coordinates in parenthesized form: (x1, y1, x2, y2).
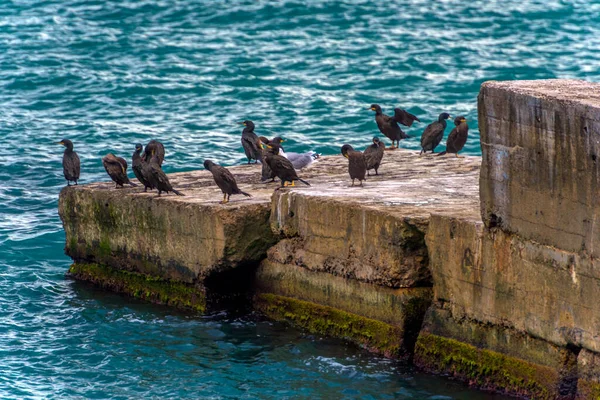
(437, 151, 448, 156)
(298, 178, 311, 186)
(129, 181, 138, 187)
(241, 191, 252, 197)
(400, 131, 411, 139)
(173, 189, 185, 196)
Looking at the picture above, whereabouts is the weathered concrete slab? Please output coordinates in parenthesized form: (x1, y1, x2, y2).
(59, 168, 279, 283)
(268, 152, 480, 288)
(425, 214, 600, 352)
(479, 79, 600, 255)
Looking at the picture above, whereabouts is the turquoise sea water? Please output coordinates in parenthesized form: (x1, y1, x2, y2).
(2, 0, 600, 398)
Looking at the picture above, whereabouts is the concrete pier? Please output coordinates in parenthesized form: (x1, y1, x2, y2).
(59, 79, 600, 399)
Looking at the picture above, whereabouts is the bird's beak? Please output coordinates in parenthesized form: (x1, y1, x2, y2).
(281, 139, 285, 143)
(57, 141, 64, 145)
(238, 122, 246, 126)
(343, 154, 349, 159)
(369, 107, 375, 111)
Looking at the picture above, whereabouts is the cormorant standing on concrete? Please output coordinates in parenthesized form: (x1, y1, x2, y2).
(148, 153, 184, 196)
(420, 113, 452, 155)
(204, 160, 251, 204)
(102, 153, 137, 188)
(363, 137, 385, 176)
(264, 145, 310, 187)
(58, 139, 80, 186)
(142, 140, 165, 166)
(341, 144, 367, 186)
(370, 104, 409, 150)
(240, 120, 262, 164)
(132, 143, 154, 192)
(438, 116, 468, 158)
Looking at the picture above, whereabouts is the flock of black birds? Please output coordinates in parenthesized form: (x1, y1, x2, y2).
(58, 105, 469, 202)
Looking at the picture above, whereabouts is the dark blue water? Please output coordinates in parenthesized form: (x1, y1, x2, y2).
(1, 0, 599, 398)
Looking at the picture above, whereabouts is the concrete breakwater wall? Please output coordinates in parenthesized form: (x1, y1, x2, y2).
(59, 80, 600, 399)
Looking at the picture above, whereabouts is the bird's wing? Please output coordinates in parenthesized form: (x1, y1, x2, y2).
(363, 146, 377, 168)
(363, 145, 378, 164)
(382, 114, 395, 126)
(156, 142, 165, 164)
(363, 145, 376, 156)
(73, 153, 81, 178)
(113, 157, 127, 173)
(393, 108, 420, 127)
(290, 153, 315, 170)
(350, 151, 367, 168)
(214, 166, 237, 186)
(242, 133, 261, 154)
(151, 164, 169, 184)
(103, 159, 121, 176)
(421, 122, 442, 146)
(272, 154, 296, 172)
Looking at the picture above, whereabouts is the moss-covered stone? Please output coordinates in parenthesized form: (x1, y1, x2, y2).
(577, 379, 600, 399)
(69, 263, 206, 312)
(255, 293, 404, 358)
(58, 184, 279, 283)
(415, 333, 561, 399)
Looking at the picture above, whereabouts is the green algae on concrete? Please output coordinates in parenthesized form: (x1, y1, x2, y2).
(255, 293, 404, 359)
(415, 333, 561, 399)
(69, 263, 206, 312)
(256, 260, 432, 327)
(59, 184, 279, 283)
(577, 380, 600, 399)
(577, 349, 600, 399)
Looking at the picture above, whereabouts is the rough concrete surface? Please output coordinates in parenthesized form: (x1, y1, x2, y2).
(269, 151, 480, 288)
(479, 79, 600, 255)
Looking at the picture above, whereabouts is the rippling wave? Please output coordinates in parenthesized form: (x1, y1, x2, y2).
(0, 0, 597, 397)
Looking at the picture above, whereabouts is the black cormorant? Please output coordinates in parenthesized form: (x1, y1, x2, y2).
(370, 104, 410, 149)
(264, 145, 310, 187)
(58, 139, 80, 186)
(142, 140, 165, 166)
(132, 143, 154, 192)
(363, 137, 385, 176)
(438, 116, 468, 158)
(240, 120, 262, 164)
(102, 153, 137, 188)
(420, 113, 451, 155)
(257, 136, 276, 182)
(341, 144, 367, 186)
(204, 160, 251, 203)
(147, 153, 184, 196)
